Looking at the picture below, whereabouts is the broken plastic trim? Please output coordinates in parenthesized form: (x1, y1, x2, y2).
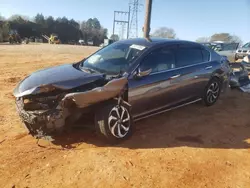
(63, 77, 128, 108)
(229, 63, 250, 89)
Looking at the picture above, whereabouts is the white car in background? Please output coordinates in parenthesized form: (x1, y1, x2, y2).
(235, 42, 250, 60)
(201, 42, 239, 62)
(78, 39, 85, 45)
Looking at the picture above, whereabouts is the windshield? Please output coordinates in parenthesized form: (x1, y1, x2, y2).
(80, 42, 146, 75)
(242, 42, 250, 48)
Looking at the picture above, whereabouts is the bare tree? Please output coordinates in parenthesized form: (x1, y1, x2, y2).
(0, 14, 5, 21)
(196, 37, 210, 43)
(8, 14, 30, 22)
(80, 19, 108, 45)
(151, 27, 176, 39)
(230, 35, 243, 45)
(210, 33, 243, 45)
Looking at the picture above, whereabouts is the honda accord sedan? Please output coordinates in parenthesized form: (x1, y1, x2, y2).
(13, 38, 230, 143)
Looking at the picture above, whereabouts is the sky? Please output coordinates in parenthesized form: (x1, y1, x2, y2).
(0, 0, 250, 43)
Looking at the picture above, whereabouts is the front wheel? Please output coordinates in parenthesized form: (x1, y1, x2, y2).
(203, 78, 221, 106)
(95, 100, 133, 144)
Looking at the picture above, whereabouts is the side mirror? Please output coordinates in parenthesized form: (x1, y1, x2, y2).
(135, 68, 152, 78)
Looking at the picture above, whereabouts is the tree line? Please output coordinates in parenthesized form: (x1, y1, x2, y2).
(0, 14, 244, 46)
(0, 14, 108, 46)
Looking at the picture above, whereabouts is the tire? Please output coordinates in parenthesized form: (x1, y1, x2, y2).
(95, 100, 133, 144)
(203, 77, 221, 106)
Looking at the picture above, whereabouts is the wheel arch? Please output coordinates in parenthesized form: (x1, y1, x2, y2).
(210, 71, 224, 84)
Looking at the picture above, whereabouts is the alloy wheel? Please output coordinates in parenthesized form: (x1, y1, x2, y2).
(108, 105, 131, 138)
(206, 82, 220, 103)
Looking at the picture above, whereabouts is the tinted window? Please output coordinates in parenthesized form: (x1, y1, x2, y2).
(201, 49, 210, 61)
(140, 48, 175, 73)
(175, 48, 203, 67)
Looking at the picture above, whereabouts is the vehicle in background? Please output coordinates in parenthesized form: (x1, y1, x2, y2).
(235, 42, 250, 61)
(9, 30, 21, 44)
(13, 38, 231, 143)
(201, 42, 239, 62)
(78, 39, 85, 45)
(42, 34, 61, 44)
(68, 40, 76, 45)
(87, 40, 93, 46)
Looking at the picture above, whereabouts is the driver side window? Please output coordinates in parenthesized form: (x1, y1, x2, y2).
(140, 48, 176, 73)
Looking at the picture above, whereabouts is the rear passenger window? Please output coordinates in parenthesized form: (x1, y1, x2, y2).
(201, 49, 210, 61)
(175, 48, 203, 68)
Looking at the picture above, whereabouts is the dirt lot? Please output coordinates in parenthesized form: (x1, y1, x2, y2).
(0, 43, 250, 188)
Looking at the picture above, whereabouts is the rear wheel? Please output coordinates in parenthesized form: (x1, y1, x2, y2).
(203, 78, 221, 106)
(95, 100, 133, 144)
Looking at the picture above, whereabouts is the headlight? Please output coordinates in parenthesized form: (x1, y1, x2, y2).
(23, 98, 31, 104)
(23, 95, 60, 111)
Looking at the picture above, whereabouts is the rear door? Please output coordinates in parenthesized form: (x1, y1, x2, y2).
(171, 44, 213, 103)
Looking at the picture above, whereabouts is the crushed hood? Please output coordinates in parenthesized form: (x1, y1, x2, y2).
(13, 64, 105, 97)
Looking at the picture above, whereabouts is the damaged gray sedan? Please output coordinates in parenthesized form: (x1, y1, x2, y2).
(14, 38, 230, 143)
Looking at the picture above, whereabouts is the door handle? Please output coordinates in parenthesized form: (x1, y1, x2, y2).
(170, 74, 180, 79)
(205, 66, 213, 70)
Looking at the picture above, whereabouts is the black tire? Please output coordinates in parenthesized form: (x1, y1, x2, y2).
(203, 77, 221, 106)
(95, 100, 133, 144)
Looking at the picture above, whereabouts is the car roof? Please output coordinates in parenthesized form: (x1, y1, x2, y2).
(116, 37, 201, 48)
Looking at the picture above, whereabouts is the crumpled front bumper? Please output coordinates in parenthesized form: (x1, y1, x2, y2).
(15, 98, 67, 138)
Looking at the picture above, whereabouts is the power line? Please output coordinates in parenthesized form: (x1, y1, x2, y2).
(112, 9, 130, 39)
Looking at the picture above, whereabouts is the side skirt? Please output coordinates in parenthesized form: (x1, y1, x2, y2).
(133, 98, 202, 122)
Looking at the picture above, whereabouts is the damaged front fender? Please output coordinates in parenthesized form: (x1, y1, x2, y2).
(63, 77, 128, 108)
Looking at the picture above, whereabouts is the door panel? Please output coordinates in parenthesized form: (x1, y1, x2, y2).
(128, 69, 182, 116)
(174, 62, 213, 102)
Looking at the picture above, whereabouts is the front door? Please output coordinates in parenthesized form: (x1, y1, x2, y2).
(128, 46, 180, 117)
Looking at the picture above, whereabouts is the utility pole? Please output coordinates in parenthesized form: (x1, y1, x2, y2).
(127, 6, 131, 39)
(143, 0, 152, 39)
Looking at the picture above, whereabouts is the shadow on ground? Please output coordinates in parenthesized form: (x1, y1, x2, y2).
(50, 91, 250, 150)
